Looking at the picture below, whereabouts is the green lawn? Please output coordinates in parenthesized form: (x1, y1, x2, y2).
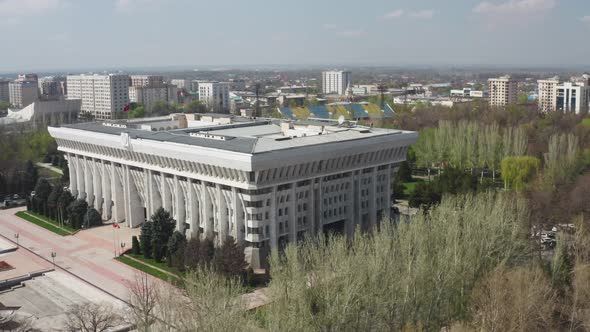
(15, 211, 71, 236)
(400, 178, 424, 198)
(116, 255, 183, 286)
(127, 253, 183, 277)
(26, 211, 77, 233)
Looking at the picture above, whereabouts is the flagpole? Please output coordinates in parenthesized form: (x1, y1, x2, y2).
(112, 223, 117, 257)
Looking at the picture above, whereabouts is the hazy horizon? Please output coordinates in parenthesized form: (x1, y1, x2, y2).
(0, 0, 588, 73)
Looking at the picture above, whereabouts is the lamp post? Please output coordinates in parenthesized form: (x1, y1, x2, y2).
(120, 242, 126, 257)
(14, 233, 19, 247)
(50, 251, 57, 269)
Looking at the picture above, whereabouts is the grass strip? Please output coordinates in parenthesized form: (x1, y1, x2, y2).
(116, 256, 183, 286)
(127, 253, 183, 277)
(15, 211, 71, 236)
(25, 211, 77, 233)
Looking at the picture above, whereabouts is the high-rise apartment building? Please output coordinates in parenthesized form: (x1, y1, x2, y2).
(170, 79, 191, 90)
(130, 75, 164, 88)
(537, 75, 590, 114)
(322, 71, 352, 95)
(67, 74, 130, 120)
(0, 81, 9, 102)
(488, 75, 518, 107)
(199, 82, 230, 112)
(537, 76, 560, 112)
(129, 85, 178, 110)
(555, 82, 589, 114)
(9, 80, 39, 108)
(38, 77, 64, 99)
(18, 74, 38, 82)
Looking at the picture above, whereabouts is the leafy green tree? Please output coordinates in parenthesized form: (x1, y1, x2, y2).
(132, 235, 141, 255)
(57, 190, 74, 226)
(67, 199, 88, 229)
(545, 133, 580, 187)
(265, 192, 530, 331)
(24, 161, 38, 192)
(150, 208, 176, 263)
(551, 233, 573, 292)
(46, 185, 63, 220)
(83, 208, 102, 228)
(128, 105, 145, 119)
(0, 101, 11, 111)
(33, 178, 52, 215)
(500, 156, 540, 190)
(61, 163, 70, 184)
(185, 100, 207, 114)
(212, 237, 247, 279)
(184, 237, 201, 270)
(395, 161, 412, 183)
(167, 231, 186, 267)
(140, 221, 154, 259)
(199, 237, 215, 267)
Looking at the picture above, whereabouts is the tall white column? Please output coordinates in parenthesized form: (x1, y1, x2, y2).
(92, 160, 102, 211)
(101, 161, 112, 220)
(202, 182, 213, 239)
(76, 156, 85, 199)
(174, 176, 186, 232)
(188, 182, 199, 239)
(111, 164, 125, 223)
(232, 188, 243, 244)
(161, 173, 171, 213)
(125, 165, 144, 228)
(84, 158, 94, 205)
(68, 153, 78, 197)
(217, 185, 228, 242)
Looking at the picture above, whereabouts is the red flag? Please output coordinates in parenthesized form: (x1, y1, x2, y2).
(123, 104, 130, 112)
(112, 223, 120, 229)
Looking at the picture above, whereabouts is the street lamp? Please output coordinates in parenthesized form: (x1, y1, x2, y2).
(14, 233, 19, 247)
(50, 251, 57, 269)
(120, 242, 126, 256)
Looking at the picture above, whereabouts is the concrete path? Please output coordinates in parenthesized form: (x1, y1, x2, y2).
(0, 207, 148, 300)
(35, 162, 64, 175)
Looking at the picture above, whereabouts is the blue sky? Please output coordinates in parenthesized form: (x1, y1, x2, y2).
(0, 0, 588, 71)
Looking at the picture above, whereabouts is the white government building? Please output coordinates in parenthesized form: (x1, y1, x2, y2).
(49, 115, 416, 267)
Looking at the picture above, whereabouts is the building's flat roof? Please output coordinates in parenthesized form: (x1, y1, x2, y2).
(59, 117, 413, 155)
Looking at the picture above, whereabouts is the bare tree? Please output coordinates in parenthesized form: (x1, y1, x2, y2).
(128, 272, 160, 332)
(63, 303, 124, 332)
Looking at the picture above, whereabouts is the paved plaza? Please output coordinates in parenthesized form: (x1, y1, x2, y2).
(0, 207, 144, 300)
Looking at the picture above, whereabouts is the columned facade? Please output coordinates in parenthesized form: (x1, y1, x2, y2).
(50, 121, 416, 268)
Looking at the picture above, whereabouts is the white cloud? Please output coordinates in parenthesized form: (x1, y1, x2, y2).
(473, 0, 556, 15)
(0, 0, 63, 17)
(382, 9, 404, 19)
(380, 9, 434, 20)
(581, 16, 590, 23)
(408, 10, 434, 19)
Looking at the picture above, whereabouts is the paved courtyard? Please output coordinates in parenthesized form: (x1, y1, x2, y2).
(0, 207, 146, 300)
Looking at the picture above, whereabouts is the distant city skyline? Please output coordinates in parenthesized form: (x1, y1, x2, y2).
(0, 0, 589, 72)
